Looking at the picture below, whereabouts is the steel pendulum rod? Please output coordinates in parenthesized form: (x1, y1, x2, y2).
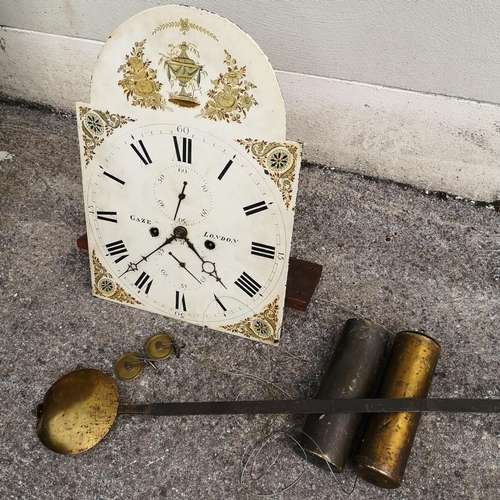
(118, 397, 500, 416)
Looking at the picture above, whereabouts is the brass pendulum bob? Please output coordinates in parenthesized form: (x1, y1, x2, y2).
(36, 369, 119, 455)
(36, 368, 500, 456)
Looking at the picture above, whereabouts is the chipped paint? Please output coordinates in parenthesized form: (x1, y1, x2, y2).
(0, 151, 14, 161)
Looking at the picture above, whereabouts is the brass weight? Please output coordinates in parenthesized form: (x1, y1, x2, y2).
(113, 353, 144, 381)
(144, 333, 175, 361)
(353, 331, 441, 488)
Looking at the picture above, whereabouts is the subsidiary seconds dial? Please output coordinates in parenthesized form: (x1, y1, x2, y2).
(87, 124, 289, 330)
(154, 164, 213, 226)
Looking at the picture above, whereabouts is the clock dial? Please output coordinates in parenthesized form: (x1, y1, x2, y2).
(77, 6, 301, 344)
(84, 122, 292, 338)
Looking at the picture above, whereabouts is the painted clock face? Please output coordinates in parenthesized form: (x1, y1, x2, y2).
(89, 4, 286, 142)
(79, 112, 300, 343)
(77, 5, 301, 344)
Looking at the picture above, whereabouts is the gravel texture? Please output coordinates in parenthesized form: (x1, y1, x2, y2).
(1, 102, 499, 499)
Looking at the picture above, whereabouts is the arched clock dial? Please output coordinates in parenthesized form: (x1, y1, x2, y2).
(81, 120, 298, 343)
(77, 5, 301, 344)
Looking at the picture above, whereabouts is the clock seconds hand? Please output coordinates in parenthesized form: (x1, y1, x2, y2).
(173, 181, 187, 221)
(119, 233, 176, 277)
(174, 227, 227, 288)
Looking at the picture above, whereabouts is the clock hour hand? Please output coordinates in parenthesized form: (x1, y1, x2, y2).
(119, 234, 176, 277)
(173, 226, 226, 289)
(199, 258, 227, 289)
(173, 181, 187, 221)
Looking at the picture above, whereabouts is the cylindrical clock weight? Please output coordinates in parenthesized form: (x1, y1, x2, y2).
(353, 331, 441, 488)
(298, 317, 389, 472)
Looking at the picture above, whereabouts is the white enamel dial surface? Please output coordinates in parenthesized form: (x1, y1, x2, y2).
(85, 123, 289, 332)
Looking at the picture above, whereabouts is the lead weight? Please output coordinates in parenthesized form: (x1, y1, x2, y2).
(353, 331, 441, 489)
(298, 318, 389, 472)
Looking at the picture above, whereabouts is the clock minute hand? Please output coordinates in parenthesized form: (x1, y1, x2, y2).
(119, 234, 176, 277)
(143, 233, 176, 260)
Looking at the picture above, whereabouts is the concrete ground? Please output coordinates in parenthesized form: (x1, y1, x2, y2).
(1, 101, 499, 499)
